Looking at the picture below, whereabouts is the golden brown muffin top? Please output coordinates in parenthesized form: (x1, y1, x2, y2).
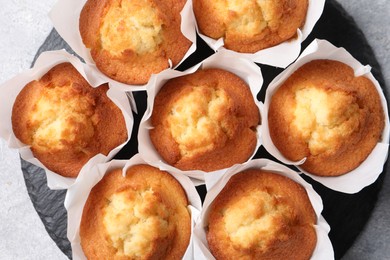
(293, 86, 361, 155)
(222, 189, 295, 251)
(24, 78, 97, 152)
(193, 0, 308, 53)
(166, 85, 234, 158)
(99, 0, 164, 56)
(103, 188, 172, 258)
(207, 169, 317, 260)
(80, 164, 191, 260)
(12, 63, 128, 177)
(268, 59, 385, 176)
(150, 68, 260, 172)
(80, 0, 191, 85)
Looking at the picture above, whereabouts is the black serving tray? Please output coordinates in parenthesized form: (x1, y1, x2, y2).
(22, 0, 388, 259)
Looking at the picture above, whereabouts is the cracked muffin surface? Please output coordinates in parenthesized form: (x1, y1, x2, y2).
(207, 169, 317, 260)
(268, 59, 385, 176)
(80, 164, 191, 260)
(193, 0, 308, 53)
(150, 68, 260, 172)
(11, 63, 128, 177)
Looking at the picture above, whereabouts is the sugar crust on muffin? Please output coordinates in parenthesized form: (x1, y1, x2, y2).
(193, 0, 308, 53)
(11, 63, 128, 178)
(268, 59, 385, 176)
(207, 169, 317, 259)
(80, 164, 191, 259)
(150, 68, 260, 172)
(79, 0, 191, 85)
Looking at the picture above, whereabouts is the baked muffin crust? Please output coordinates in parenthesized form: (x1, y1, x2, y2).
(80, 0, 191, 85)
(150, 68, 260, 172)
(12, 63, 128, 177)
(103, 189, 171, 257)
(207, 169, 317, 259)
(193, 0, 308, 53)
(167, 86, 232, 158)
(80, 164, 191, 259)
(268, 59, 385, 176)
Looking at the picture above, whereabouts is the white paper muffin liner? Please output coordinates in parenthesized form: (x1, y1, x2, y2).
(192, 0, 325, 68)
(193, 158, 334, 260)
(50, 0, 198, 91)
(262, 39, 390, 194)
(65, 153, 202, 260)
(0, 50, 134, 190)
(138, 50, 264, 183)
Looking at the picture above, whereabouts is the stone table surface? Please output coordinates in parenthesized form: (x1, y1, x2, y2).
(0, 0, 389, 259)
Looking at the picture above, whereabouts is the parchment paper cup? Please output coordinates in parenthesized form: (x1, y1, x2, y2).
(138, 50, 264, 183)
(0, 50, 134, 189)
(50, 0, 197, 91)
(262, 39, 390, 194)
(65, 153, 202, 260)
(193, 158, 334, 260)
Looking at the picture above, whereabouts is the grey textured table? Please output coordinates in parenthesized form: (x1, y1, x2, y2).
(0, 1, 389, 259)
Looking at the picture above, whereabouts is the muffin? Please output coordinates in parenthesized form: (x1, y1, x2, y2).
(79, 0, 191, 85)
(11, 62, 128, 178)
(80, 164, 191, 259)
(149, 68, 260, 172)
(193, 0, 308, 53)
(207, 169, 317, 259)
(268, 59, 385, 176)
